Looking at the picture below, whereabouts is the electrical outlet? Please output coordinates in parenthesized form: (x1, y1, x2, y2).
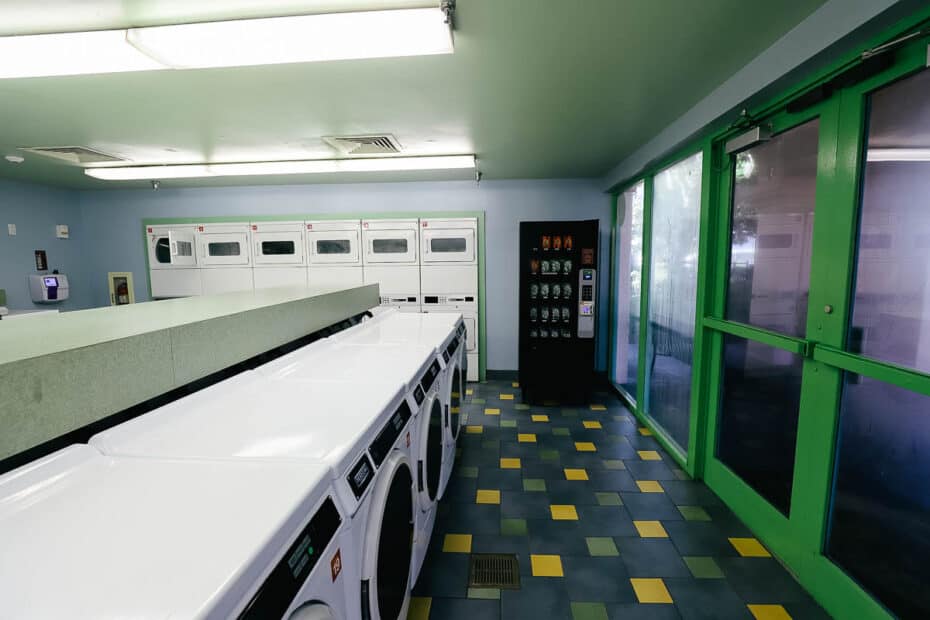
(7, 224, 15, 236)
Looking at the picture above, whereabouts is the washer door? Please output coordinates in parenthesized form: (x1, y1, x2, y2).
(448, 362, 464, 442)
(361, 452, 414, 620)
(418, 395, 444, 510)
(289, 602, 337, 620)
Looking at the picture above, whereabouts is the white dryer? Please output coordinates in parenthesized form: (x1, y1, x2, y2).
(252, 221, 308, 289)
(146, 224, 203, 298)
(307, 220, 365, 290)
(259, 342, 445, 586)
(91, 374, 420, 620)
(198, 222, 255, 294)
(423, 295, 479, 381)
(0, 444, 352, 619)
(362, 219, 420, 312)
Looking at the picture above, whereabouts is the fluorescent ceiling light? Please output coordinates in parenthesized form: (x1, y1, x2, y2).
(867, 148, 930, 162)
(126, 8, 453, 69)
(0, 30, 163, 79)
(84, 155, 476, 180)
(0, 7, 453, 79)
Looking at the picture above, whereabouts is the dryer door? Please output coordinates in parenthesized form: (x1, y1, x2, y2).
(361, 452, 413, 620)
(308, 229, 361, 265)
(363, 228, 417, 264)
(421, 227, 476, 264)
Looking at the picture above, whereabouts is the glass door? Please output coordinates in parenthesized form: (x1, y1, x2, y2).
(611, 181, 644, 402)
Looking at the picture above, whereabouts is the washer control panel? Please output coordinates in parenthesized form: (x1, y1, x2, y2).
(577, 269, 596, 338)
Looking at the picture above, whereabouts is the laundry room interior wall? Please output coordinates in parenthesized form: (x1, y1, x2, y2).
(76, 178, 612, 372)
(0, 179, 91, 310)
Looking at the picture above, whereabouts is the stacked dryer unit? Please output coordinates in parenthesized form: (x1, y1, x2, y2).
(145, 224, 203, 298)
(251, 221, 308, 289)
(307, 220, 365, 289)
(0, 444, 353, 619)
(197, 222, 255, 294)
(362, 219, 421, 312)
(419, 217, 480, 381)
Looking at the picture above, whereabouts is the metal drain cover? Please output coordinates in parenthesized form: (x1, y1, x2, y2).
(468, 553, 521, 589)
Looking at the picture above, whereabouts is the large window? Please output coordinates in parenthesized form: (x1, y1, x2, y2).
(612, 181, 644, 400)
(645, 152, 703, 451)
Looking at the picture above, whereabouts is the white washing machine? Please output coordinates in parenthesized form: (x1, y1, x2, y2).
(91, 373, 419, 620)
(259, 341, 444, 586)
(251, 221, 309, 289)
(362, 219, 421, 312)
(332, 309, 465, 497)
(146, 224, 203, 298)
(423, 295, 479, 381)
(0, 444, 352, 619)
(307, 220, 365, 290)
(198, 222, 255, 294)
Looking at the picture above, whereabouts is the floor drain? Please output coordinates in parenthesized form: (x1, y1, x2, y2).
(468, 553, 521, 589)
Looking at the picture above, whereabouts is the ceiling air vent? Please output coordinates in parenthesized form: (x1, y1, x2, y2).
(19, 146, 127, 166)
(323, 134, 402, 156)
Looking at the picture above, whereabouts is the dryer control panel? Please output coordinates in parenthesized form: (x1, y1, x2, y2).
(577, 268, 596, 338)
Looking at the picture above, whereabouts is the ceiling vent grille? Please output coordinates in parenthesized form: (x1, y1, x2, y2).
(323, 134, 402, 156)
(19, 146, 127, 165)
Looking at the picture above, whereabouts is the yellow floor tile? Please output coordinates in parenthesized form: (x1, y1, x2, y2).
(729, 537, 772, 558)
(451, 406, 460, 413)
(634, 520, 669, 538)
(630, 578, 673, 603)
(466, 425, 483, 434)
(466, 389, 474, 395)
(589, 404, 607, 411)
(748, 604, 792, 620)
(518, 433, 537, 443)
(575, 442, 597, 452)
(499, 394, 514, 400)
(476, 489, 501, 505)
(408, 597, 432, 620)
(530, 554, 564, 577)
(500, 457, 522, 469)
(638, 450, 662, 461)
(550, 504, 579, 520)
(443, 534, 472, 553)
(512, 381, 520, 388)
(638, 427, 653, 436)
(582, 420, 603, 429)
(564, 468, 589, 481)
(531, 414, 549, 422)
(485, 408, 501, 415)
(636, 480, 664, 493)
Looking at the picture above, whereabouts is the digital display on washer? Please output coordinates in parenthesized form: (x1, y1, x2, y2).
(446, 336, 460, 358)
(369, 400, 412, 467)
(238, 497, 341, 619)
(413, 385, 425, 405)
(348, 454, 375, 499)
(421, 359, 442, 392)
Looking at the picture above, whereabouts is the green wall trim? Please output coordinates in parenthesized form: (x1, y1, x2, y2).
(702, 317, 809, 356)
(143, 210, 488, 381)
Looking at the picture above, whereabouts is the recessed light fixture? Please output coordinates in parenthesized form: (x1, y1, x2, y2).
(867, 148, 930, 162)
(4, 155, 25, 164)
(0, 6, 454, 79)
(84, 155, 476, 180)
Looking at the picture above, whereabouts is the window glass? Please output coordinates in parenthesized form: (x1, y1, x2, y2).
(849, 69, 930, 374)
(726, 119, 819, 337)
(646, 152, 702, 450)
(373, 238, 409, 254)
(431, 237, 467, 253)
(261, 240, 295, 255)
(317, 239, 351, 255)
(155, 238, 171, 263)
(613, 181, 644, 400)
(208, 241, 240, 257)
(827, 375, 930, 618)
(716, 336, 803, 514)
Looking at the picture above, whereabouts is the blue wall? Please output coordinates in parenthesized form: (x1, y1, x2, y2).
(77, 178, 612, 371)
(0, 179, 91, 311)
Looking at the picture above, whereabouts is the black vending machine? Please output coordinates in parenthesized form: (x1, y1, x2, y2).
(518, 219, 599, 404)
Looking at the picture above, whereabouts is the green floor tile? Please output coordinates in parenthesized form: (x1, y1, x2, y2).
(540, 449, 560, 462)
(585, 537, 619, 557)
(552, 427, 571, 436)
(482, 439, 501, 450)
(571, 601, 608, 620)
(677, 505, 712, 521)
(595, 492, 623, 506)
(562, 410, 578, 418)
(468, 587, 501, 600)
(523, 478, 547, 492)
(500, 420, 518, 428)
(458, 465, 479, 479)
(515, 403, 530, 410)
(501, 518, 528, 536)
(603, 459, 625, 470)
(472, 398, 486, 405)
(683, 556, 724, 579)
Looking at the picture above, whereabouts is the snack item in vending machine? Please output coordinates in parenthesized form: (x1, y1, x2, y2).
(541, 260, 550, 274)
(563, 235, 574, 251)
(562, 259, 572, 275)
(530, 283, 539, 299)
(540, 283, 550, 299)
(553, 235, 562, 251)
(541, 235, 551, 250)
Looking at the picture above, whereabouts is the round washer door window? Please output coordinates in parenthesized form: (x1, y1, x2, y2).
(425, 398, 443, 501)
(376, 463, 413, 620)
(450, 367, 463, 440)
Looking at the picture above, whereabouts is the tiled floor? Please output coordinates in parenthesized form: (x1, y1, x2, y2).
(409, 380, 829, 620)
